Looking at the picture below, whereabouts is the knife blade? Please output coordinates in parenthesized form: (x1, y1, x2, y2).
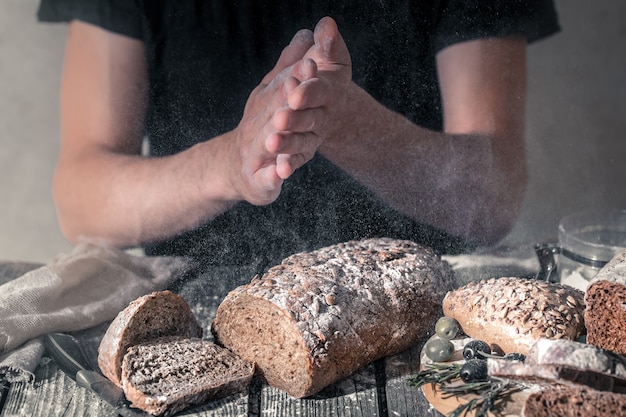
(43, 332, 151, 417)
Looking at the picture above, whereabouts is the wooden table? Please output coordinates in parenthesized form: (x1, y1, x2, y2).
(0, 246, 540, 417)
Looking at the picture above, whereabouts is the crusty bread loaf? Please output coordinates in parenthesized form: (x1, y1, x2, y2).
(442, 277, 585, 355)
(522, 386, 626, 417)
(121, 336, 254, 417)
(585, 249, 626, 355)
(211, 238, 455, 398)
(98, 290, 202, 387)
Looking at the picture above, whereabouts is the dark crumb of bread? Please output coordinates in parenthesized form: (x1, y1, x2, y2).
(523, 386, 626, 417)
(122, 337, 254, 417)
(211, 296, 312, 395)
(585, 280, 626, 356)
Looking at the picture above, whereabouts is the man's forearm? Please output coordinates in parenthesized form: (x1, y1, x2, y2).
(318, 84, 526, 245)
(53, 137, 238, 248)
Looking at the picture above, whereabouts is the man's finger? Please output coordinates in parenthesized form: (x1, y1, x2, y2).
(287, 78, 329, 111)
(262, 29, 314, 85)
(265, 130, 321, 157)
(276, 153, 307, 180)
(272, 105, 325, 133)
(306, 17, 351, 71)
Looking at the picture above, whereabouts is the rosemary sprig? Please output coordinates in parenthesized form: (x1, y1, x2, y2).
(407, 363, 462, 388)
(408, 364, 524, 417)
(445, 380, 524, 417)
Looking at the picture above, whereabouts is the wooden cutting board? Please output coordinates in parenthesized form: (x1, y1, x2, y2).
(419, 336, 533, 417)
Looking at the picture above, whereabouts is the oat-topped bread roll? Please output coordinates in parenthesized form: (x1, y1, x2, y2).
(121, 336, 254, 417)
(442, 277, 585, 355)
(585, 249, 626, 355)
(98, 290, 202, 387)
(212, 238, 455, 398)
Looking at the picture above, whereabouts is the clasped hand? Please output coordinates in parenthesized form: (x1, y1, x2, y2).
(228, 17, 351, 206)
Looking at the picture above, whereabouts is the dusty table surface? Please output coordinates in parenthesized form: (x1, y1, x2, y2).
(0, 245, 539, 417)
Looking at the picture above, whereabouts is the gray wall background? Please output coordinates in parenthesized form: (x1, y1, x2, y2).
(1, 0, 625, 263)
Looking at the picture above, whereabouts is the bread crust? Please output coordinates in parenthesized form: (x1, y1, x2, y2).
(442, 277, 585, 355)
(98, 290, 202, 386)
(212, 238, 455, 398)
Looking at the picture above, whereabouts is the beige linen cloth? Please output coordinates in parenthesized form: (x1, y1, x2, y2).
(0, 243, 194, 382)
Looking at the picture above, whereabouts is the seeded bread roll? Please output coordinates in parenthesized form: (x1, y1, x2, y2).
(585, 249, 626, 355)
(522, 386, 626, 417)
(212, 238, 455, 398)
(98, 290, 202, 387)
(121, 337, 254, 417)
(442, 277, 585, 355)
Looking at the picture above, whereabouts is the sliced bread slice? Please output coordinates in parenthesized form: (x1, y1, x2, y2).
(121, 336, 254, 417)
(585, 249, 626, 356)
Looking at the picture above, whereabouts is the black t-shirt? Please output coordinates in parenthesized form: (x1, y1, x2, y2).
(38, 0, 560, 267)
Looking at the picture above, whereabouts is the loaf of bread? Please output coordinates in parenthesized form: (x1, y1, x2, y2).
(121, 337, 254, 417)
(212, 238, 455, 398)
(98, 290, 203, 387)
(522, 386, 626, 417)
(442, 277, 585, 355)
(585, 249, 626, 355)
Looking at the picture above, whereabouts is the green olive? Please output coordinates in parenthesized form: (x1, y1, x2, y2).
(425, 338, 455, 362)
(435, 316, 461, 340)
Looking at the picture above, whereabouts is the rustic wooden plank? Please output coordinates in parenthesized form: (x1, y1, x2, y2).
(179, 393, 249, 417)
(259, 362, 381, 417)
(0, 382, 9, 414)
(2, 353, 249, 417)
(1, 358, 117, 417)
(384, 340, 444, 417)
(0, 315, 439, 415)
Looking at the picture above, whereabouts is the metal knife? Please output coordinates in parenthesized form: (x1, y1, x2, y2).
(43, 332, 151, 417)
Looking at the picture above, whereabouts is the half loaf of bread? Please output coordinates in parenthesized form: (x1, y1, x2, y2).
(442, 277, 585, 355)
(98, 290, 254, 416)
(211, 238, 456, 398)
(98, 290, 203, 387)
